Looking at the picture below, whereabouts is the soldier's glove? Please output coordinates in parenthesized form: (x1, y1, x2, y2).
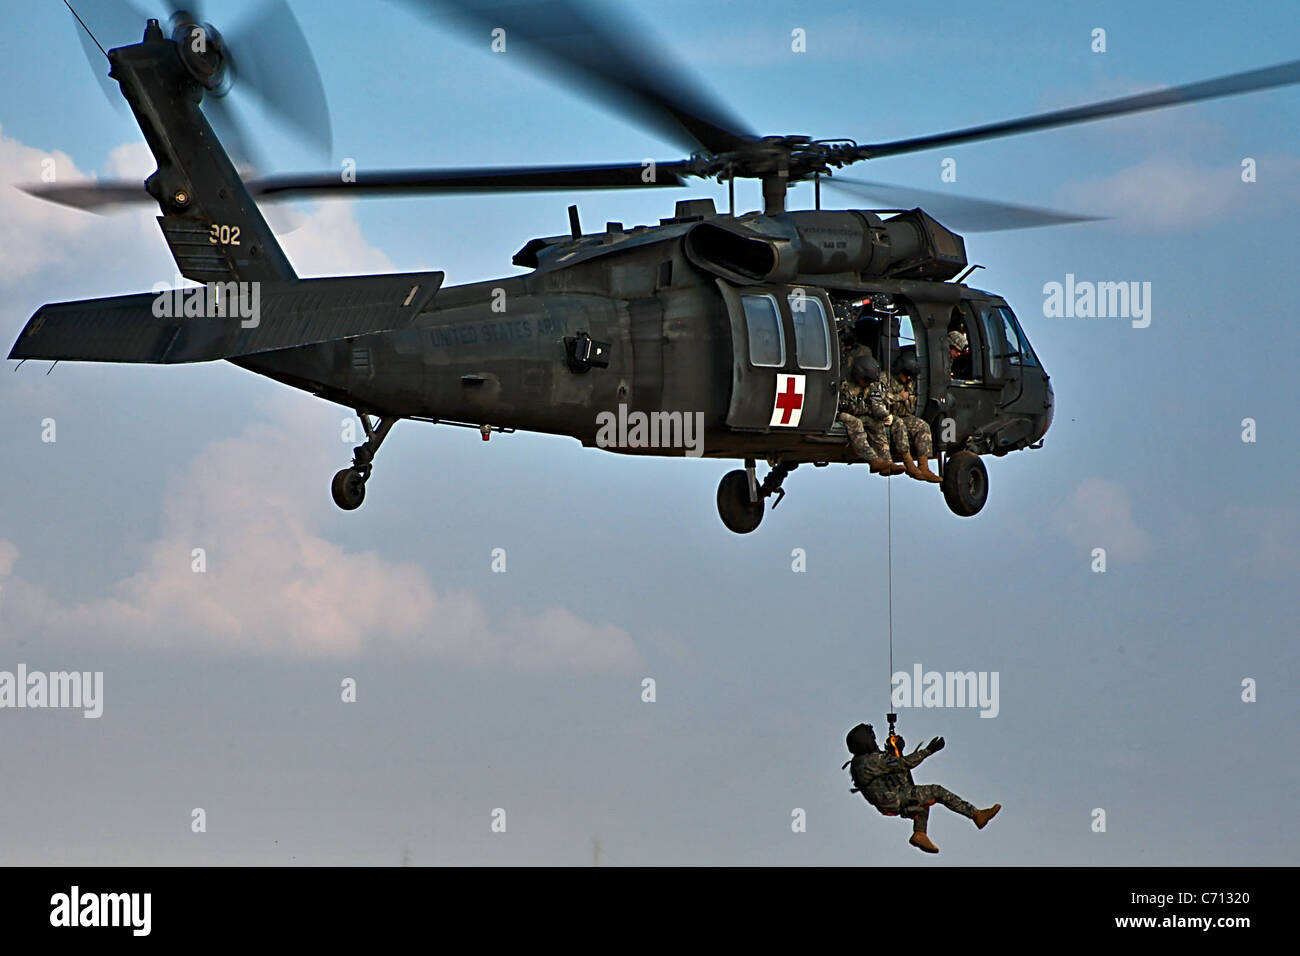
(927, 736, 945, 752)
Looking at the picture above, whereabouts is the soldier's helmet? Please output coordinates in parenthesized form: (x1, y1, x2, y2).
(846, 723, 878, 754)
(850, 354, 881, 384)
(948, 331, 968, 352)
(894, 352, 919, 377)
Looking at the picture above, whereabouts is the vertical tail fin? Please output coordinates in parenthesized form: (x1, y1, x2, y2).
(110, 19, 295, 284)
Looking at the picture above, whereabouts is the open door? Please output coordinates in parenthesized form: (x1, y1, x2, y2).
(717, 280, 841, 433)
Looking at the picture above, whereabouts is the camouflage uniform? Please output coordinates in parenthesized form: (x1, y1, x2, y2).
(838, 347, 892, 461)
(850, 746, 977, 833)
(885, 372, 933, 458)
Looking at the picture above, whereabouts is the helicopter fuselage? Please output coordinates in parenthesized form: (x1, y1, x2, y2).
(238, 205, 1053, 466)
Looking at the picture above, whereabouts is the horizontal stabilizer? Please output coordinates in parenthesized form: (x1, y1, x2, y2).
(9, 272, 443, 364)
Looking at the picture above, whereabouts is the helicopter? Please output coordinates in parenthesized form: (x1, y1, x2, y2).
(13, 1, 1300, 533)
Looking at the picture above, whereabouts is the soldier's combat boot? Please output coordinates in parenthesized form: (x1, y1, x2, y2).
(901, 452, 927, 482)
(868, 459, 892, 474)
(909, 831, 939, 853)
(916, 455, 943, 483)
(973, 804, 1002, 829)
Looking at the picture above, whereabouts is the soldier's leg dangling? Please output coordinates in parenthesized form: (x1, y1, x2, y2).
(909, 418, 942, 483)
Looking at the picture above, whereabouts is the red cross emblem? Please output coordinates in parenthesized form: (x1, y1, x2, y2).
(770, 374, 805, 427)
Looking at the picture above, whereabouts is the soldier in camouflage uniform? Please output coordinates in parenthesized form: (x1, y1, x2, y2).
(948, 330, 972, 379)
(844, 722, 1001, 853)
(886, 353, 942, 483)
(838, 355, 902, 475)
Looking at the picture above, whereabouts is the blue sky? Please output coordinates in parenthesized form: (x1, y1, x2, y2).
(0, 0, 1296, 864)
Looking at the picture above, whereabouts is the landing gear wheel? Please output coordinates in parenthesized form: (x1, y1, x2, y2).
(331, 412, 397, 512)
(717, 469, 764, 534)
(941, 451, 988, 517)
(331, 468, 367, 511)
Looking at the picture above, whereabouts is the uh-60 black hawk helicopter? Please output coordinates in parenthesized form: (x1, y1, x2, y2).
(16, 1, 1300, 532)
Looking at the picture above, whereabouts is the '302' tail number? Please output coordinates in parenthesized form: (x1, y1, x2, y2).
(209, 224, 241, 246)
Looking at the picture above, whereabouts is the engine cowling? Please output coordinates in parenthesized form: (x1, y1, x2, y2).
(684, 209, 967, 283)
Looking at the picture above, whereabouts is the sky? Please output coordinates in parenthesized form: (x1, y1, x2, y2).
(0, 0, 1297, 865)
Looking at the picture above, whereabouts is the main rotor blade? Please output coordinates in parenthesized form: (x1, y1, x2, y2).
(250, 161, 695, 198)
(861, 59, 1300, 159)
(21, 161, 695, 210)
(18, 181, 151, 211)
(390, 0, 754, 155)
(825, 177, 1101, 232)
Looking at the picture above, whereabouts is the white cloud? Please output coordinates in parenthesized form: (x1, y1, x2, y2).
(0, 398, 639, 674)
(279, 200, 395, 276)
(1221, 505, 1300, 578)
(1052, 478, 1153, 563)
(104, 141, 153, 179)
(0, 124, 103, 282)
(0, 125, 393, 287)
(1056, 154, 1300, 230)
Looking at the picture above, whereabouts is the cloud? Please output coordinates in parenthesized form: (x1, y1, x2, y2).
(1220, 506, 1300, 579)
(1052, 478, 1153, 563)
(0, 399, 639, 674)
(1056, 155, 1300, 230)
(0, 125, 392, 288)
(279, 201, 395, 276)
(0, 124, 103, 282)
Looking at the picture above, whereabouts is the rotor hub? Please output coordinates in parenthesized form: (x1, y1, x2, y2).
(700, 135, 864, 184)
(171, 13, 231, 95)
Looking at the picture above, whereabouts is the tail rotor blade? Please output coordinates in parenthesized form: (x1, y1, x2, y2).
(226, 0, 332, 158)
(203, 94, 266, 175)
(66, 0, 151, 110)
(163, 1, 206, 24)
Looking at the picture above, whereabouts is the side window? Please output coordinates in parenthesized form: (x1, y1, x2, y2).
(997, 306, 1038, 367)
(742, 294, 785, 367)
(897, 314, 916, 349)
(788, 292, 831, 370)
(980, 304, 1038, 375)
(948, 305, 976, 381)
(980, 305, 1011, 379)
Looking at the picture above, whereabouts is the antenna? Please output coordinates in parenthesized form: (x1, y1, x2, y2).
(63, 0, 108, 59)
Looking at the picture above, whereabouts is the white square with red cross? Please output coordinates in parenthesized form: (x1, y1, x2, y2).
(770, 373, 805, 428)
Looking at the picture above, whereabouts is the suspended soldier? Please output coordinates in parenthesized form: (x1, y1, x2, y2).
(844, 722, 1001, 853)
(887, 354, 942, 483)
(839, 355, 902, 475)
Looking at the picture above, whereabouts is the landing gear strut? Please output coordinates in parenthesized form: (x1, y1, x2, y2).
(332, 412, 397, 511)
(716, 459, 797, 534)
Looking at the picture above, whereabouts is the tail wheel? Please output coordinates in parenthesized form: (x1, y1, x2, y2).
(717, 469, 764, 534)
(941, 451, 988, 517)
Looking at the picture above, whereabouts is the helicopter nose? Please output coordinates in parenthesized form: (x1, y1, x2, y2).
(1036, 379, 1054, 441)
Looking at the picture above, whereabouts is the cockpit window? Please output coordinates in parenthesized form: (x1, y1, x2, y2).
(996, 306, 1038, 368)
(981, 304, 1037, 376)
